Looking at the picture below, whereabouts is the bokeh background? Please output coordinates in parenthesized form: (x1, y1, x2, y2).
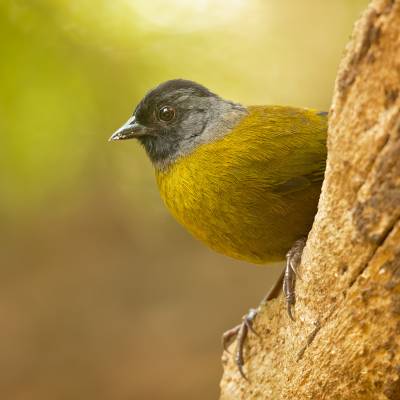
(1, 1, 369, 399)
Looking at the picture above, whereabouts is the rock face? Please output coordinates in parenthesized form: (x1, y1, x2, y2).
(219, 1, 400, 399)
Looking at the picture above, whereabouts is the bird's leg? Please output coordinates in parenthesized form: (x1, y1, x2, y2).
(283, 237, 307, 321)
(222, 270, 284, 379)
(222, 237, 307, 379)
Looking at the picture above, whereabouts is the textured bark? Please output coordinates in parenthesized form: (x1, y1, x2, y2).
(219, 1, 400, 399)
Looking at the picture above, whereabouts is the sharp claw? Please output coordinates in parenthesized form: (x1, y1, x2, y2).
(238, 362, 248, 381)
(287, 302, 295, 321)
(236, 345, 248, 380)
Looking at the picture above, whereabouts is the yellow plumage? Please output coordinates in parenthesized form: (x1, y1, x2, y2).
(156, 106, 327, 264)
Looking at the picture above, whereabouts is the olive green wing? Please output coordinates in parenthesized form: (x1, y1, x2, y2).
(217, 105, 327, 195)
(256, 107, 328, 195)
(272, 164, 325, 194)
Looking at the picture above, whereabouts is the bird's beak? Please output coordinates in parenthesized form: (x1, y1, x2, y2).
(109, 116, 146, 142)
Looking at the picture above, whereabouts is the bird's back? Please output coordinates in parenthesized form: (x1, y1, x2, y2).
(156, 106, 327, 264)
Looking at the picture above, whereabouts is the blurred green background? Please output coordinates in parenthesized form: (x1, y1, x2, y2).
(0, 0, 368, 399)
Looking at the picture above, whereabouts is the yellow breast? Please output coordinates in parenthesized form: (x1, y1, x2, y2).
(155, 106, 326, 264)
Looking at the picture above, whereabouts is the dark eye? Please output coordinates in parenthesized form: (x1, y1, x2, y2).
(158, 106, 176, 122)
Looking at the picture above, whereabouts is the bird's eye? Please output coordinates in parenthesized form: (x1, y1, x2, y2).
(158, 106, 176, 122)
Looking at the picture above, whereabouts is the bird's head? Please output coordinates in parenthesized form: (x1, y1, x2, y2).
(109, 79, 247, 169)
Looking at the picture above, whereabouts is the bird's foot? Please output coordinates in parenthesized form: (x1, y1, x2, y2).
(283, 237, 307, 321)
(222, 237, 307, 379)
(222, 308, 259, 380)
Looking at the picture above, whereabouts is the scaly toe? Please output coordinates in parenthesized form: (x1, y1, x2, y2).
(222, 308, 259, 379)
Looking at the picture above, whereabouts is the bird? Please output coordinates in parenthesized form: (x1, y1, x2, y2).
(109, 79, 327, 378)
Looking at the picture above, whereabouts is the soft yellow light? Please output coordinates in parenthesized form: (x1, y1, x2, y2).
(126, 0, 247, 32)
